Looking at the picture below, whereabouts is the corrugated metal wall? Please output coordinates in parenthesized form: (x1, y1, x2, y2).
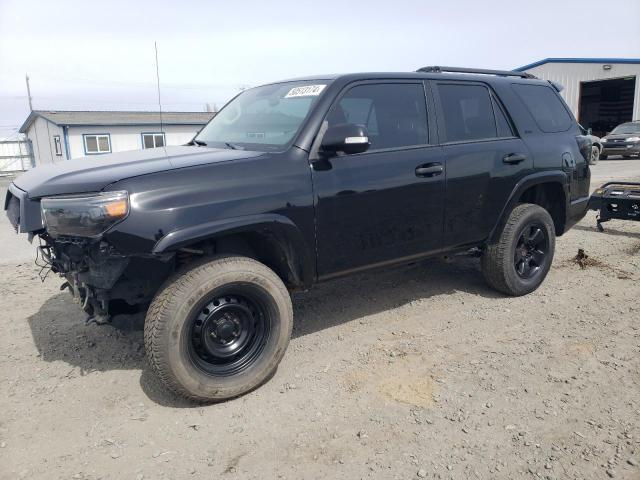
(522, 62, 640, 122)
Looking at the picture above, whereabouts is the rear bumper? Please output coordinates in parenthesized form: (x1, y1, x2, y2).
(564, 196, 589, 232)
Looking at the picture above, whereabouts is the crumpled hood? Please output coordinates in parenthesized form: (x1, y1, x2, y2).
(13, 145, 262, 198)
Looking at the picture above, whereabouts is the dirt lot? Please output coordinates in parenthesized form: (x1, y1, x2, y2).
(1, 159, 639, 480)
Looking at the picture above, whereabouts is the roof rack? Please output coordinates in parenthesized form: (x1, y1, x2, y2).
(416, 66, 537, 79)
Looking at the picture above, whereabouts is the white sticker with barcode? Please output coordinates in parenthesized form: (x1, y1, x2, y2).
(284, 84, 326, 98)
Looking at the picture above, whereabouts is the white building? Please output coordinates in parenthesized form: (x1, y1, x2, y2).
(18, 110, 215, 166)
(516, 58, 640, 137)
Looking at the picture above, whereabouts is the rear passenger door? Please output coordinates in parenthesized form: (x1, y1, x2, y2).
(432, 81, 533, 248)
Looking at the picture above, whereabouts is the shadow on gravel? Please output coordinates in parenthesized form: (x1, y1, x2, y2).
(572, 224, 640, 239)
(26, 255, 497, 405)
(291, 256, 499, 339)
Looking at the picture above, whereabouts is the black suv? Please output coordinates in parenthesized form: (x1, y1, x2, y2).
(5, 67, 591, 401)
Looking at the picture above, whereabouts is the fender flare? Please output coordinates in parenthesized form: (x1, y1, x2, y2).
(152, 213, 315, 287)
(487, 171, 569, 243)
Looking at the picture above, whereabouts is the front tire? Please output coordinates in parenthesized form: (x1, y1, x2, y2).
(481, 204, 555, 296)
(144, 256, 293, 402)
(589, 146, 599, 165)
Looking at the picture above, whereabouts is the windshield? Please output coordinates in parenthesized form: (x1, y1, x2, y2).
(195, 81, 330, 151)
(611, 123, 640, 135)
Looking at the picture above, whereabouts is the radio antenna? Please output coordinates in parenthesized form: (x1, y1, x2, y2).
(154, 41, 164, 134)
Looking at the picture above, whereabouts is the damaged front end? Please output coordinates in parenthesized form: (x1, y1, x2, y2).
(40, 236, 130, 324)
(38, 233, 173, 324)
(7, 186, 173, 324)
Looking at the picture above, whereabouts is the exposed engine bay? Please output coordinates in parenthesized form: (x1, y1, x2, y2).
(38, 234, 173, 324)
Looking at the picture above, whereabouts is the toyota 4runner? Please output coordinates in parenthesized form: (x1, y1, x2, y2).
(5, 67, 591, 401)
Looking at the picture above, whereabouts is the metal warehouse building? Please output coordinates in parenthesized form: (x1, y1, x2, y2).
(516, 58, 640, 137)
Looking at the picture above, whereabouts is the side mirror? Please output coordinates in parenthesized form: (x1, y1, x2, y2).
(320, 124, 370, 156)
(587, 128, 593, 135)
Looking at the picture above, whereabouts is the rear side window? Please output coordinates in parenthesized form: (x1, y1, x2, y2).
(492, 96, 514, 138)
(437, 84, 498, 142)
(327, 83, 428, 150)
(512, 84, 572, 133)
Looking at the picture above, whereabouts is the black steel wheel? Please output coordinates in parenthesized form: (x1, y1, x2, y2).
(189, 289, 270, 376)
(513, 224, 549, 280)
(145, 256, 293, 402)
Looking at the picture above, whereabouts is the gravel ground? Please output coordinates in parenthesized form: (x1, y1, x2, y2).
(1, 159, 639, 480)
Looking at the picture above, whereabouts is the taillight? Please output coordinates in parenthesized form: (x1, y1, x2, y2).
(575, 135, 593, 163)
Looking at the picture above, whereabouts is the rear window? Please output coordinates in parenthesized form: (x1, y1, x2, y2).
(512, 84, 573, 133)
(437, 84, 498, 142)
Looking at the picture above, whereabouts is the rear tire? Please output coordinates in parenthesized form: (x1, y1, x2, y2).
(482, 203, 555, 296)
(589, 146, 599, 165)
(144, 255, 293, 402)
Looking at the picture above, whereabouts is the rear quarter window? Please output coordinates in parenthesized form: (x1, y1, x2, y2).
(512, 84, 573, 133)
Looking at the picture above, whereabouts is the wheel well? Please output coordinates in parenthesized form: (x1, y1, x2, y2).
(518, 182, 566, 235)
(175, 231, 303, 289)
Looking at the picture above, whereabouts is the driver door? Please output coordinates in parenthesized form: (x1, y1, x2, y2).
(310, 81, 445, 279)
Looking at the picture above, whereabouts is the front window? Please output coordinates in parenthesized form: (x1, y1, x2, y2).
(611, 123, 640, 135)
(142, 132, 165, 149)
(84, 134, 111, 154)
(327, 83, 428, 150)
(195, 81, 330, 151)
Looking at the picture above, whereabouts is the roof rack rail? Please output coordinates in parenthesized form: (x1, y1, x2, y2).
(416, 66, 537, 79)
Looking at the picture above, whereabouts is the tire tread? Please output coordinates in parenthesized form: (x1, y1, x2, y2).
(144, 255, 292, 402)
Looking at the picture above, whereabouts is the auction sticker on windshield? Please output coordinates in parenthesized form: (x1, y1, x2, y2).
(284, 85, 326, 98)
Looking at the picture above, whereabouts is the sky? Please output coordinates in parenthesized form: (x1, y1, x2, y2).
(1, 0, 639, 139)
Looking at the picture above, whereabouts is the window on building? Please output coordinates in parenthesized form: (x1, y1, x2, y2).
(327, 83, 428, 150)
(142, 132, 166, 149)
(84, 134, 111, 154)
(53, 135, 62, 156)
(437, 84, 499, 142)
(512, 84, 572, 133)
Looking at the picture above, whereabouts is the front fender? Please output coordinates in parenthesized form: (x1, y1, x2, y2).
(152, 213, 315, 287)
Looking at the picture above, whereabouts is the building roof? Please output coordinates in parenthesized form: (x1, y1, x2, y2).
(515, 57, 640, 71)
(19, 110, 215, 133)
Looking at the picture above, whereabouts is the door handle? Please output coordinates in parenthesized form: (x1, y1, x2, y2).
(415, 163, 443, 177)
(503, 153, 527, 165)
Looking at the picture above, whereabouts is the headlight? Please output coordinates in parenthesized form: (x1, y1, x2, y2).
(41, 191, 129, 238)
(601, 138, 607, 143)
(626, 136, 640, 142)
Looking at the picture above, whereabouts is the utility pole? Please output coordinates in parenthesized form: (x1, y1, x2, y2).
(25, 74, 33, 111)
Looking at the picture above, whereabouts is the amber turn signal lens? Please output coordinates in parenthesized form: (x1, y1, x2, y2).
(104, 200, 128, 218)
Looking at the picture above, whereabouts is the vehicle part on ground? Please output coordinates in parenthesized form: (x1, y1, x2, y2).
(144, 256, 293, 402)
(588, 182, 640, 231)
(481, 203, 556, 296)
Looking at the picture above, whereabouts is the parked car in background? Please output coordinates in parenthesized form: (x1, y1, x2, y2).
(600, 121, 640, 159)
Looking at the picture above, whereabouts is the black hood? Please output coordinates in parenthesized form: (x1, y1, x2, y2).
(14, 145, 263, 198)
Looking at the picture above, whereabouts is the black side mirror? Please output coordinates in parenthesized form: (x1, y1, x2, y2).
(320, 123, 370, 156)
